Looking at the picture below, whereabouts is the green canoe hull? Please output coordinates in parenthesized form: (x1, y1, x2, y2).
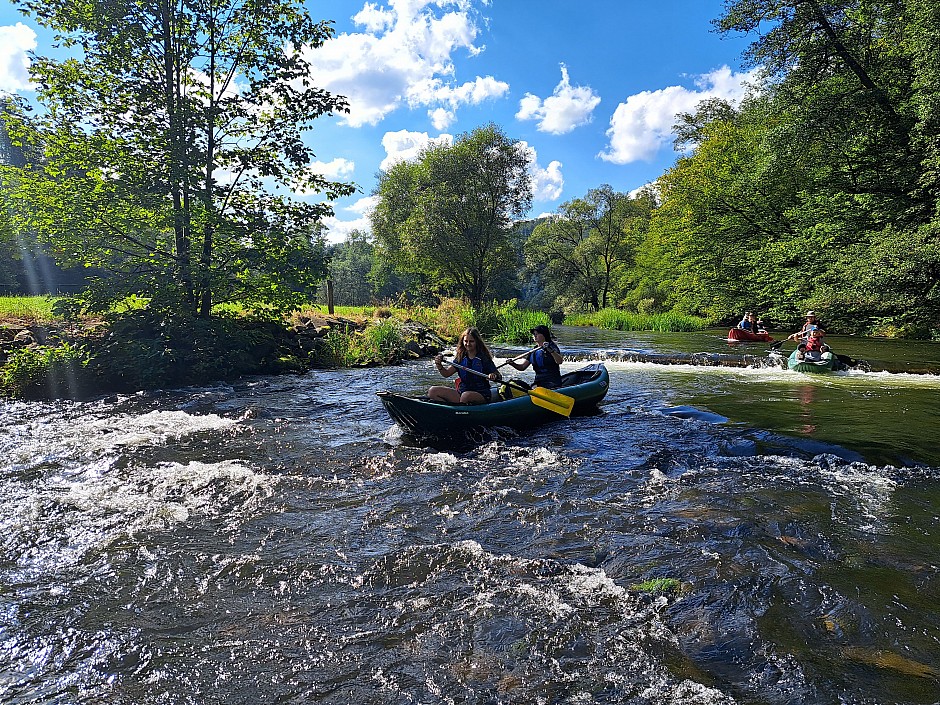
(378, 363, 609, 437)
(787, 349, 842, 373)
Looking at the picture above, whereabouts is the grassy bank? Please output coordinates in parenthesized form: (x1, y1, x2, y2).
(0, 297, 553, 399)
(307, 299, 550, 344)
(565, 308, 708, 332)
(0, 295, 59, 322)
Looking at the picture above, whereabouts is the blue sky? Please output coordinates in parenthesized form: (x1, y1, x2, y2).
(0, 0, 759, 242)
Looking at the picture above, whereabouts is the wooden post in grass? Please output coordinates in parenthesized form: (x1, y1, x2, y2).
(326, 279, 335, 315)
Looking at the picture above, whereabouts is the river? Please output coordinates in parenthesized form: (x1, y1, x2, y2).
(2, 327, 939, 704)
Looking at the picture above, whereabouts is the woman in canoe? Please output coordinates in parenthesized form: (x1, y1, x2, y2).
(504, 325, 564, 389)
(428, 327, 502, 404)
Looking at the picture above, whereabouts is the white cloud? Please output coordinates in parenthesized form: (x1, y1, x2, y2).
(352, 3, 394, 33)
(311, 157, 356, 180)
(0, 23, 37, 93)
(515, 65, 600, 135)
(380, 129, 452, 170)
(428, 107, 455, 130)
(532, 159, 564, 201)
(301, 1, 504, 128)
(599, 65, 761, 164)
(322, 195, 379, 243)
(409, 74, 508, 109)
(518, 141, 564, 203)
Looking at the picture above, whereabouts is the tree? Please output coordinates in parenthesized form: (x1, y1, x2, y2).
(7, 0, 354, 316)
(524, 185, 640, 312)
(370, 124, 532, 306)
(707, 0, 940, 333)
(1, 95, 49, 293)
(323, 230, 377, 306)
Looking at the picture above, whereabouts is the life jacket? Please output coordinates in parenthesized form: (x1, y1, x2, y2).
(530, 343, 563, 388)
(805, 335, 823, 352)
(456, 355, 495, 393)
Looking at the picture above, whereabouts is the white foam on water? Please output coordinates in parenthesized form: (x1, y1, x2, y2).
(3, 408, 239, 471)
(601, 357, 940, 389)
(758, 453, 899, 533)
(3, 459, 270, 580)
(438, 541, 736, 704)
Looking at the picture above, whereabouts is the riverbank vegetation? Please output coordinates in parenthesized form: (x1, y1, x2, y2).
(3, 1, 940, 398)
(0, 297, 554, 398)
(565, 309, 706, 333)
(0, 295, 58, 322)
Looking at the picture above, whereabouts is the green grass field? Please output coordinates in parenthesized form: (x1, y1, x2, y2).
(0, 296, 60, 322)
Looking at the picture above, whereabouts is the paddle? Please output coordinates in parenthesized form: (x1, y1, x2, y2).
(495, 345, 543, 370)
(442, 357, 575, 417)
(836, 353, 863, 368)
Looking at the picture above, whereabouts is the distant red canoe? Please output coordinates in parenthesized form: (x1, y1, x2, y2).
(727, 328, 774, 342)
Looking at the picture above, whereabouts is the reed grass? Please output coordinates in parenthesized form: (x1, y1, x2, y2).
(565, 308, 707, 332)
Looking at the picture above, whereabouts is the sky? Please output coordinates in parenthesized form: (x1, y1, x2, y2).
(0, 0, 760, 243)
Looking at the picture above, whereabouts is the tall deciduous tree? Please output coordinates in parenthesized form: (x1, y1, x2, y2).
(7, 0, 353, 316)
(370, 124, 532, 307)
(322, 230, 378, 306)
(524, 185, 641, 312)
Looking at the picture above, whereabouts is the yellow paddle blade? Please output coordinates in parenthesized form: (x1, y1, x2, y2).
(527, 385, 575, 417)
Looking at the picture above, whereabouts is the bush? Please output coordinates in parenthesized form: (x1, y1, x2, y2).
(402, 298, 474, 341)
(306, 319, 407, 368)
(0, 342, 90, 399)
(88, 310, 290, 390)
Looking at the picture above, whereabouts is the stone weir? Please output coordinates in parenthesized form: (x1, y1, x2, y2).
(570, 351, 787, 369)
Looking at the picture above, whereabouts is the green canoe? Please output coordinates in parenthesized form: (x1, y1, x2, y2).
(787, 349, 844, 373)
(378, 363, 609, 437)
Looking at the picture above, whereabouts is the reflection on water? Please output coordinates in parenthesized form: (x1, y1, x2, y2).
(796, 384, 817, 433)
(1, 328, 939, 704)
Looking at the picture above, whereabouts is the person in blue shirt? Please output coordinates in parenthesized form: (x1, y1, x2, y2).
(504, 324, 564, 389)
(737, 312, 753, 331)
(428, 327, 501, 403)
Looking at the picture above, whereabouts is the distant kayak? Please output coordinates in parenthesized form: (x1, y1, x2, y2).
(787, 349, 843, 373)
(727, 328, 774, 342)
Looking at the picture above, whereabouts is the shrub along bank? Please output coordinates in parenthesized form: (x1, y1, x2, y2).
(0, 311, 448, 400)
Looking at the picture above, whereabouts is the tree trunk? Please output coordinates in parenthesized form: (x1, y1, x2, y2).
(162, 0, 194, 315)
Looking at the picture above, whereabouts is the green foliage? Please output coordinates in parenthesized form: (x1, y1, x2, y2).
(404, 297, 476, 341)
(630, 578, 680, 594)
(89, 311, 289, 391)
(566, 308, 708, 332)
(0, 341, 89, 399)
(371, 124, 532, 306)
(8, 0, 353, 318)
(321, 230, 380, 306)
(469, 299, 550, 343)
(525, 185, 654, 313)
(308, 319, 406, 367)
